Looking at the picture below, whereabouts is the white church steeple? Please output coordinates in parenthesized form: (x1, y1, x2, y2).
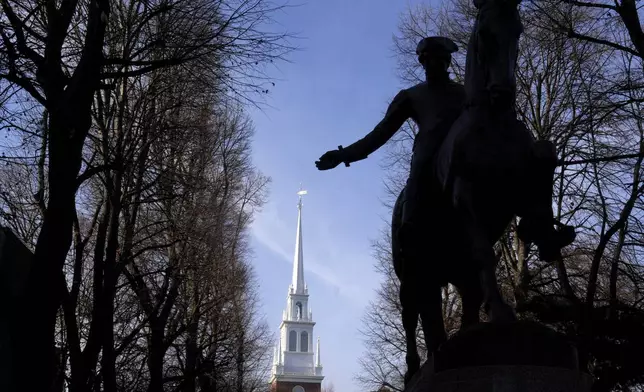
(270, 187, 324, 387)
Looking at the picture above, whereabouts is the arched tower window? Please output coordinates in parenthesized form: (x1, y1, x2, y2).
(292, 386, 305, 392)
(300, 331, 309, 352)
(288, 330, 297, 352)
(295, 302, 303, 320)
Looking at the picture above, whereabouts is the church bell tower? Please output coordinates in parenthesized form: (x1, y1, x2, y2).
(269, 188, 324, 392)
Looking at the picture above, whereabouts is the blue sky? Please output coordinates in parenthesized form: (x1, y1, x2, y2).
(247, 1, 428, 390)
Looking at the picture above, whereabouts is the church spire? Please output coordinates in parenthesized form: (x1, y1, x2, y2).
(291, 186, 307, 294)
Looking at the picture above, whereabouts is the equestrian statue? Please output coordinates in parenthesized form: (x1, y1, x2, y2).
(315, 0, 576, 385)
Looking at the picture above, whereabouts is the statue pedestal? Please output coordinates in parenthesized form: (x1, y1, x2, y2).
(405, 321, 592, 392)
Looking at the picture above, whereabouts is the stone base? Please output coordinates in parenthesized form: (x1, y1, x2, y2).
(405, 321, 593, 392)
(408, 364, 592, 392)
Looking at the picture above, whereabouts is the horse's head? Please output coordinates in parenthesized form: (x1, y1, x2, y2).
(474, 0, 523, 103)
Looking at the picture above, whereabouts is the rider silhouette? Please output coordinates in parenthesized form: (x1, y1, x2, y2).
(315, 36, 466, 238)
(316, 36, 575, 263)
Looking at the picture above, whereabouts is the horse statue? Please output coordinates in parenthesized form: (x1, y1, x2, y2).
(391, 0, 576, 385)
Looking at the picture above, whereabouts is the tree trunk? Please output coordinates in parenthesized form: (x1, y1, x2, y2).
(184, 271, 200, 392)
(16, 113, 85, 391)
(101, 171, 122, 392)
(11, 0, 110, 382)
(147, 322, 165, 392)
(184, 317, 199, 392)
(236, 330, 245, 392)
(608, 224, 627, 319)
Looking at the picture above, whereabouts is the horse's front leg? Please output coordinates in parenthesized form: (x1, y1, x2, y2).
(400, 278, 421, 386)
(393, 187, 421, 383)
(475, 236, 515, 322)
(457, 275, 484, 330)
(479, 260, 516, 322)
(419, 285, 447, 358)
(453, 178, 516, 323)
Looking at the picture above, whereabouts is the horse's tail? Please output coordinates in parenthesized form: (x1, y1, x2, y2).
(392, 188, 405, 280)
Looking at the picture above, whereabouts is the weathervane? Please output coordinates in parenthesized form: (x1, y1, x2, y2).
(297, 183, 307, 209)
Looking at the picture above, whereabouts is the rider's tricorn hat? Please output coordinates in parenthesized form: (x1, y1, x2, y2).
(416, 36, 458, 58)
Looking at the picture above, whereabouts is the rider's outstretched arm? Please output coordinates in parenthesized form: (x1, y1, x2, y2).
(341, 90, 411, 164)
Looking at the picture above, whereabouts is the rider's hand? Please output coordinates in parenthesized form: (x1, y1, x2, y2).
(315, 149, 345, 170)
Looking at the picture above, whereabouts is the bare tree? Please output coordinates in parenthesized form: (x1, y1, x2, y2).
(525, 0, 643, 64)
(321, 381, 336, 392)
(1, 0, 291, 389)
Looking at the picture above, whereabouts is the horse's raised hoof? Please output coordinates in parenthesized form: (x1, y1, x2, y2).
(538, 225, 576, 262)
(517, 219, 576, 262)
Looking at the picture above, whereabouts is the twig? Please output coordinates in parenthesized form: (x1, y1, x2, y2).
(558, 152, 644, 167)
